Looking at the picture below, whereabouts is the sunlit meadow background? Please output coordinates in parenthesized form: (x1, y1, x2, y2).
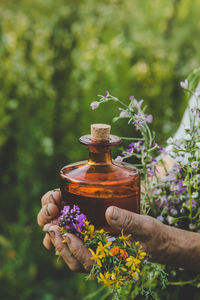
(0, 0, 200, 299)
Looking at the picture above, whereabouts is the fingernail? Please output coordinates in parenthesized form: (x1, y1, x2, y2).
(53, 188, 60, 191)
(43, 224, 50, 232)
(111, 207, 119, 220)
(48, 230, 55, 238)
(63, 233, 71, 244)
(49, 194, 56, 204)
(45, 204, 51, 216)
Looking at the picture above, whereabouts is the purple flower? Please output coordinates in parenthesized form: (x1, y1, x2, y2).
(126, 148, 134, 154)
(132, 112, 153, 128)
(170, 180, 186, 194)
(90, 101, 100, 110)
(192, 199, 197, 207)
(146, 114, 153, 123)
(180, 79, 188, 89)
(147, 165, 154, 177)
(58, 205, 87, 236)
(162, 173, 176, 182)
(126, 140, 143, 154)
(157, 146, 168, 155)
(129, 95, 135, 100)
(157, 216, 164, 222)
(151, 158, 157, 163)
(133, 99, 144, 109)
(152, 141, 156, 147)
(115, 156, 123, 162)
(105, 90, 109, 98)
(169, 163, 182, 173)
(155, 195, 168, 208)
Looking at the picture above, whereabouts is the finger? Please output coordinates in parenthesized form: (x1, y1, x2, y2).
(63, 233, 93, 272)
(41, 189, 61, 207)
(37, 203, 60, 227)
(46, 225, 82, 272)
(105, 206, 154, 240)
(43, 233, 53, 250)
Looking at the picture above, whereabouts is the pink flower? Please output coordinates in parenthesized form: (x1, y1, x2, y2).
(120, 110, 129, 118)
(133, 99, 144, 109)
(90, 101, 100, 110)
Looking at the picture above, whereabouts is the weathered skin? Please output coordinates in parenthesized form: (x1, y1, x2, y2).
(37, 188, 200, 272)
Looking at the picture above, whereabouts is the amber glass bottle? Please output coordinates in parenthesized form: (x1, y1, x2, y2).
(60, 124, 140, 233)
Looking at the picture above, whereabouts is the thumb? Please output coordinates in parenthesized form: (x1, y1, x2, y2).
(105, 206, 154, 239)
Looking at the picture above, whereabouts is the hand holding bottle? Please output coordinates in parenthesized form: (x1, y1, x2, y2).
(37, 189, 200, 272)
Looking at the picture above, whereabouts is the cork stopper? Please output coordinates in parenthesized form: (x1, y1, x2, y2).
(91, 124, 111, 142)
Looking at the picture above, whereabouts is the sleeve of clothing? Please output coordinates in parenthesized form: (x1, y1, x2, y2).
(173, 82, 200, 141)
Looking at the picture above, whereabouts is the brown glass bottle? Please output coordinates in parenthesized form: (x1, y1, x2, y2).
(60, 124, 140, 234)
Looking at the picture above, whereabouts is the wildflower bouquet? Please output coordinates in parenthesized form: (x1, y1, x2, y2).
(57, 205, 150, 297)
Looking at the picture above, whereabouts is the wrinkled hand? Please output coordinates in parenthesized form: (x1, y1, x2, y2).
(37, 189, 93, 272)
(37, 190, 200, 272)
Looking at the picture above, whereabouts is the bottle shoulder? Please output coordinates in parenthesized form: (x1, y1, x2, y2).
(60, 160, 139, 184)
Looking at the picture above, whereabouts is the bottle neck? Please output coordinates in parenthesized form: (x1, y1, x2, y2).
(88, 145, 112, 164)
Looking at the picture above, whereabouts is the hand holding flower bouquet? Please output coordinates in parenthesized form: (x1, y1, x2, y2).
(57, 205, 151, 299)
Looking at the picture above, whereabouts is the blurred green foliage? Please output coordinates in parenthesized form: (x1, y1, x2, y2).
(0, 0, 200, 299)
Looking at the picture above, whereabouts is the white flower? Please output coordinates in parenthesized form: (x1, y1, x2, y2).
(193, 175, 200, 185)
(154, 188, 162, 196)
(192, 192, 199, 199)
(189, 223, 196, 230)
(196, 142, 200, 149)
(150, 181, 157, 189)
(166, 216, 173, 225)
(176, 156, 184, 163)
(168, 195, 173, 202)
(180, 79, 188, 89)
(90, 101, 100, 110)
(195, 151, 200, 159)
(170, 208, 178, 216)
(185, 152, 192, 159)
(167, 137, 173, 144)
(195, 91, 200, 97)
(191, 161, 199, 169)
(107, 236, 116, 242)
(185, 134, 192, 141)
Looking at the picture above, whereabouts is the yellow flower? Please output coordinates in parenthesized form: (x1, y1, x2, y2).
(89, 248, 103, 267)
(138, 249, 147, 260)
(111, 272, 116, 280)
(135, 241, 140, 247)
(98, 272, 112, 287)
(95, 229, 105, 235)
(82, 223, 95, 242)
(126, 256, 141, 271)
(96, 241, 112, 257)
(120, 266, 127, 272)
(128, 270, 137, 279)
(118, 229, 131, 247)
